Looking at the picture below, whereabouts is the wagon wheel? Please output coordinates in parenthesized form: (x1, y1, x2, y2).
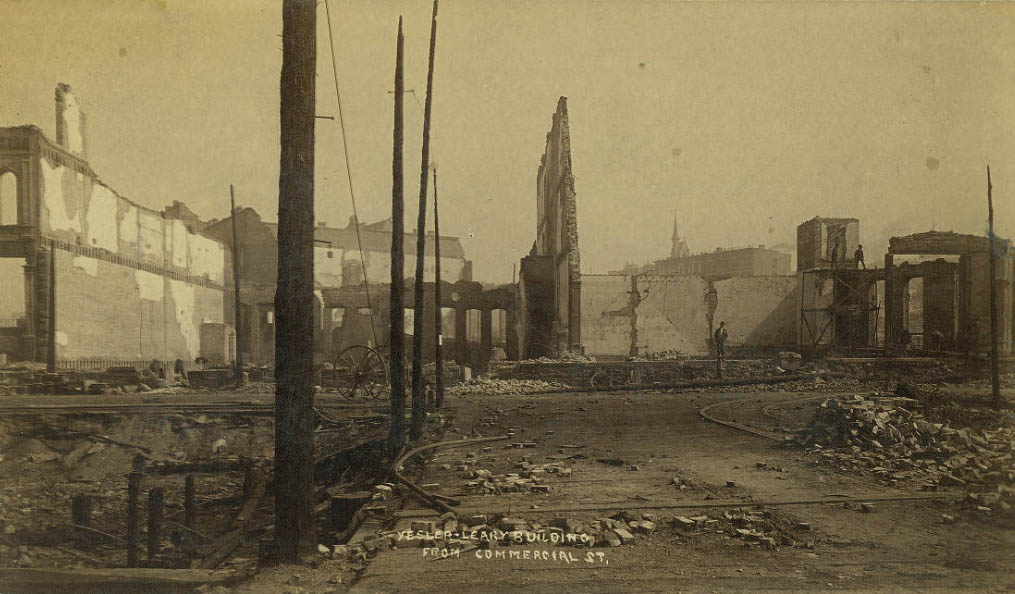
(374, 344, 413, 393)
(589, 370, 612, 388)
(335, 345, 389, 400)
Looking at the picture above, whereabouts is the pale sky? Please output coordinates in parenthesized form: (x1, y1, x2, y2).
(1, 0, 1013, 283)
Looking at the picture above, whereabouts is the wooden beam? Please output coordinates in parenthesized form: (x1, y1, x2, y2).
(199, 471, 266, 569)
(275, 0, 317, 562)
(0, 568, 245, 593)
(988, 166, 1002, 407)
(411, 0, 440, 441)
(230, 185, 244, 381)
(388, 17, 407, 457)
(433, 167, 444, 408)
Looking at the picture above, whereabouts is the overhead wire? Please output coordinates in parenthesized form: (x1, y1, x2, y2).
(323, 0, 378, 347)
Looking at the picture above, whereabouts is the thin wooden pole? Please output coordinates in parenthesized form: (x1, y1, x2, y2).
(275, 0, 317, 563)
(433, 167, 444, 408)
(126, 472, 140, 567)
(147, 487, 164, 559)
(48, 243, 56, 372)
(230, 185, 243, 381)
(411, 0, 440, 441)
(988, 165, 1002, 408)
(388, 17, 407, 457)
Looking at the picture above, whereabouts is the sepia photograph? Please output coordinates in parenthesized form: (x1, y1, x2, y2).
(0, 0, 1013, 591)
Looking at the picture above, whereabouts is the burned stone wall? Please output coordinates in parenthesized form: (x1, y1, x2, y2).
(0, 85, 229, 364)
(521, 97, 582, 356)
(582, 273, 799, 358)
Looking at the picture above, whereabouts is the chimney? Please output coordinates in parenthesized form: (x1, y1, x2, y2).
(55, 83, 86, 157)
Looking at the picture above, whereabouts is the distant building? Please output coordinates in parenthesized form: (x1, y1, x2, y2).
(653, 245, 791, 277)
(670, 216, 690, 259)
(163, 200, 211, 234)
(200, 210, 472, 363)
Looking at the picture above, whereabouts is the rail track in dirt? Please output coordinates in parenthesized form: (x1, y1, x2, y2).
(0, 400, 387, 416)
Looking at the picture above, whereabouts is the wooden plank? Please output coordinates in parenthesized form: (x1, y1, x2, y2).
(198, 471, 266, 569)
(0, 567, 244, 593)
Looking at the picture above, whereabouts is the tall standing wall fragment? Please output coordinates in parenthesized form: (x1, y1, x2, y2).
(522, 97, 582, 356)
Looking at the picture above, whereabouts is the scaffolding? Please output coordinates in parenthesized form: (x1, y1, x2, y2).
(799, 265, 884, 354)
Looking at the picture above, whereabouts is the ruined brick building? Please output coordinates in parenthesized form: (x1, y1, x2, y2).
(518, 99, 1014, 360)
(517, 97, 582, 359)
(0, 84, 496, 369)
(0, 84, 229, 367)
(202, 210, 475, 364)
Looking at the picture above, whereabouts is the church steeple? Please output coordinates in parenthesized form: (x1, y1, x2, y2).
(670, 213, 689, 259)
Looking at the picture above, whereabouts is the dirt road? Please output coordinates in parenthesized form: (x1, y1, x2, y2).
(347, 390, 1015, 593)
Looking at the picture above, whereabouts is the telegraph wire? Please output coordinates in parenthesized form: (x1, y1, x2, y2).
(324, 0, 378, 346)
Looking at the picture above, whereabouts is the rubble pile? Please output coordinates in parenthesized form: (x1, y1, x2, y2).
(460, 460, 571, 495)
(229, 381, 276, 394)
(518, 353, 593, 364)
(792, 394, 1015, 502)
(638, 350, 691, 361)
(448, 378, 568, 396)
(340, 506, 820, 561)
(342, 510, 659, 558)
(671, 508, 816, 549)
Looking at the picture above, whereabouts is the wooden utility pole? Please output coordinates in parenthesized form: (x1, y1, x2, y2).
(47, 243, 56, 373)
(988, 166, 1002, 408)
(411, 0, 439, 441)
(433, 166, 444, 408)
(388, 18, 407, 457)
(230, 185, 243, 382)
(274, 0, 317, 563)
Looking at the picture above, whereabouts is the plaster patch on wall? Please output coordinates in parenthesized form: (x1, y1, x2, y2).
(135, 269, 164, 301)
(188, 234, 225, 283)
(138, 210, 164, 262)
(118, 200, 139, 252)
(39, 159, 81, 233)
(314, 246, 342, 288)
(55, 331, 69, 346)
(169, 278, 198, 358)
(441, 256, 465, 282)
(72, 255, 99, 276)
(85, 184, 119, 251)
(60, 91, 84, 153)
(171, 219, 189, 269)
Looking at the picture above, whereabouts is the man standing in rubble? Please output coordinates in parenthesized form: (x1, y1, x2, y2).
(714, 321, 728, 377)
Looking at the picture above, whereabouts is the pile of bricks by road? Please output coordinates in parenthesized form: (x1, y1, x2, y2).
(448, 378, 569, 396)
(329, 506, 824, 562)
(671, 507, 817, 549)
(460, 459, 572, 495)
(517, 353, 595, 364)
(634, 350, 691, 361)
(331, 511, 660, 559)
(793, 395, 1015, 510)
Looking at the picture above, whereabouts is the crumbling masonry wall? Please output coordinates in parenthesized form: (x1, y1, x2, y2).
(54, 250, 224, 360)
(527, 97, 581, 354)
(582, 274, 798, 358)
(714, 276, 800, 347)
(0, 84, 228, 364)
(35, 146, 227, 363)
